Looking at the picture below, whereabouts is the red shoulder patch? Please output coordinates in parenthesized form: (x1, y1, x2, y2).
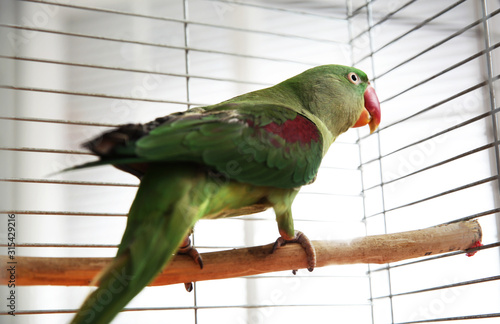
(247, 115, 320, 146)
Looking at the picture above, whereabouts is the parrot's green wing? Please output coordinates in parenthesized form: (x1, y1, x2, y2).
(68, 64, 382, 324)
(85, 104, 324, 189)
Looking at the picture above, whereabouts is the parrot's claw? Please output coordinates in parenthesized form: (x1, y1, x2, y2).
(184, 282, 194, 292)
(178, 236, 203, 292)
(271, 230, 316, 273)
(181, 246, 204, 269)
(178, 236, 204, 269)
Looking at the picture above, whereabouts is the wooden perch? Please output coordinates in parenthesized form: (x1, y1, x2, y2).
(1, 220, 482, 287)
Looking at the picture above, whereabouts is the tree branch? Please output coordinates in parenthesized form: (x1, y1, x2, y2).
(1, 220, 482, 287)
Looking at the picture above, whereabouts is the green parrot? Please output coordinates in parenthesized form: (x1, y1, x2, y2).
(69, 64, 381, 324)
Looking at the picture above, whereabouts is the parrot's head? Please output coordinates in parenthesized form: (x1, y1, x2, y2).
(285, 64, 381, 139)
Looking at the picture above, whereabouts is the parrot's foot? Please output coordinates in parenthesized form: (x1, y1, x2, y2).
(178, 236, 204, 269)
(271, 230, 316, 273)
(178, 236, 203, 292)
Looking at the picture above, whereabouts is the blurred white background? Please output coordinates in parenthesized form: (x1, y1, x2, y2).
(1, 0, 499, 323)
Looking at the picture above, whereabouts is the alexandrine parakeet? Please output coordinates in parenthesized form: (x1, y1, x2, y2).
(69, 64, 381, 324)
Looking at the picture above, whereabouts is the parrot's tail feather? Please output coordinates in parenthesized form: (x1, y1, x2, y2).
(71, 254, 133, 324)
(88, 253, 128, 287)
(51, 157, 150, 175)
(50, 160, 111, 176)
(71, 165, 206, 324)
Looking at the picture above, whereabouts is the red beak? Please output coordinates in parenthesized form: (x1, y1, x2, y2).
(353, 85, 381, 134)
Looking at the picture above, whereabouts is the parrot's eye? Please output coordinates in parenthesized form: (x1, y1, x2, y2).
(348, 72, 361, 85)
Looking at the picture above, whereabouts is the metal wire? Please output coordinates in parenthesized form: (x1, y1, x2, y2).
(364, 141, 498, 192)
(0, 178, 138, 187)
(0, 115, 119, 127)
(372, 274, 500, 300)
(0, 54, 272, 86)
(0, 210, 127, 216)
(396, 313, 500, 324)
(349, 0, 420, 41)
(367, 176, 498, 217)
(201, 0, 346, 19)
(480, 0, 500, 191)
(0, 83, 199, 106)
(0, 208, 358, 223)
(379, 42, 500, 106)
(0, 23, 321, 67)
(1, 302, 371, 316)
(17, 0, 340, 44)
(0, 146, 92, 155)
(362, 1, 396, 322)
(375, 6, 500, 81)
(352, 0, 468, 66)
